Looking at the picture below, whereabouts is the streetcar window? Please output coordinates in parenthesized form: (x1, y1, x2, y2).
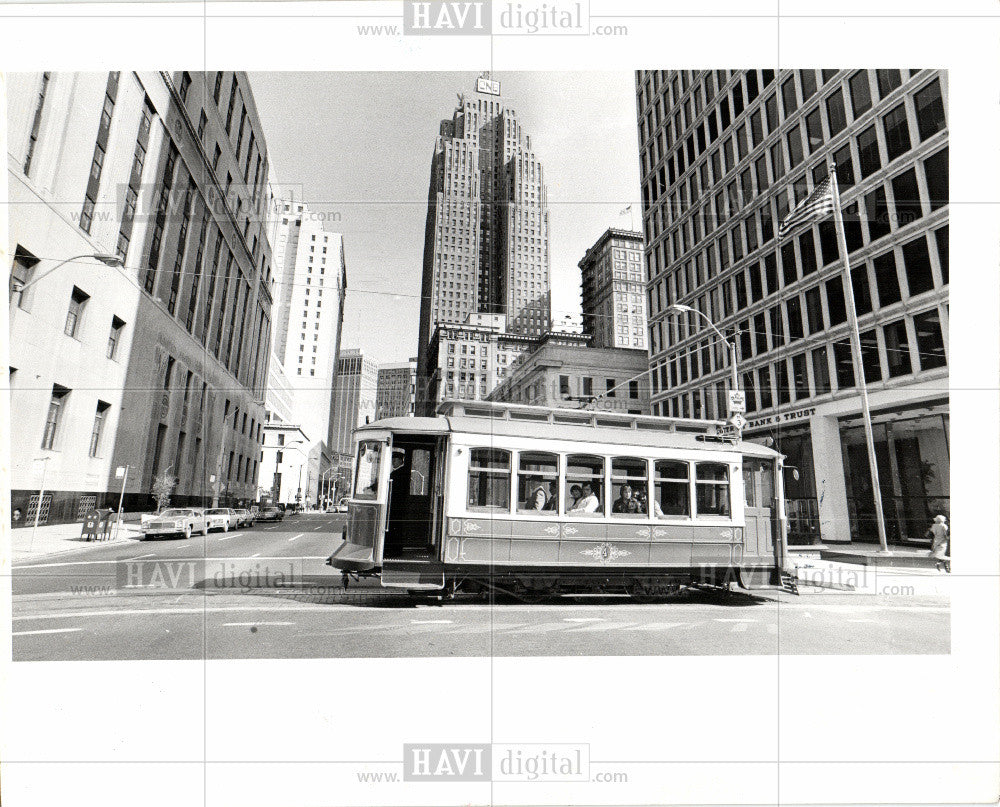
(565, 454, 606, 516)
(517, 451, 559, 515)
(353, 441, 383, 500)
(611, 457, 649, 518)
(653, 460, 690, 518)
(467, 448, 511, 511)
(695, 462, 731, 517)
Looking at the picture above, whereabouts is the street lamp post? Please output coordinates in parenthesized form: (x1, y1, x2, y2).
(10, 253, 124, 306)
(28, 456, 53, 552)
(665, 304, 742, 429)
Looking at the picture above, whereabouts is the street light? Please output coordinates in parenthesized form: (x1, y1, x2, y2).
(665, 303, 739, 395)
(11, 253, 124, 304)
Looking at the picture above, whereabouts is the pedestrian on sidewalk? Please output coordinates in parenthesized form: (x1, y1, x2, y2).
(926, 514, 949, 572)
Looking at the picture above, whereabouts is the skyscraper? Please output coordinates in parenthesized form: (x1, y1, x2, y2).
(637, 69, 948, 546)
(416, 74, 552, 408)
(268, 198, 347, 450)
(330, 348, 379, 458)
(376, 358, 418, 419)
(579, 228, 648, 350)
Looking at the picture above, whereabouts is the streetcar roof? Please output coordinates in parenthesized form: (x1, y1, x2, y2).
(355, 401, 782, 459)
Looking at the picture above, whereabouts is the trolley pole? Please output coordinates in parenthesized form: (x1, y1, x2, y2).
(830, 162, 889, 553)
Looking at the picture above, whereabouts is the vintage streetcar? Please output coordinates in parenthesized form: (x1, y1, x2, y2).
(327, 401, 789, 596)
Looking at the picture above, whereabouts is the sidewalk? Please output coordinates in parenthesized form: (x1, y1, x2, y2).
(7, 520, 142, 563)
(789, 554, 951, 596)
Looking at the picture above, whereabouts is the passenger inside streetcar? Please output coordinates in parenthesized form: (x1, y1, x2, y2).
(569, 483, 600, 514)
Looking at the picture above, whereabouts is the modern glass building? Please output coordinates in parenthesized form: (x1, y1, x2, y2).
(636, 69, 948, 545)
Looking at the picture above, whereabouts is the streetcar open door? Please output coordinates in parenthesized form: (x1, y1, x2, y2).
(327, 438, 390, 573)
(739, 457, 784, 587)
(382, 434, 446, 562)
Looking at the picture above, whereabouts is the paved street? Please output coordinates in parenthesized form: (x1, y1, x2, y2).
(12, 513, 950, 661)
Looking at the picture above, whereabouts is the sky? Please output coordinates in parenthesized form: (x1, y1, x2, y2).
(249, 71, 642, 365)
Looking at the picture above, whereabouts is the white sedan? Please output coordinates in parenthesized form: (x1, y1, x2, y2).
(141, 508, 208, 540)
(204, 507, 240, 532)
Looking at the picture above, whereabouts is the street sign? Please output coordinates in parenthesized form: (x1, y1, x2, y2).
(729, 412, 748, 431)
(115, 466, 126, 479)
(728, 390, 746, 414)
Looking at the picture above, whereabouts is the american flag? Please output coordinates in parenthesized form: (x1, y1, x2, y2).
(777, 175, 835, 240)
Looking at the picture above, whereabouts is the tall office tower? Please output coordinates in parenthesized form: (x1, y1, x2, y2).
(416, 74, 552, 403)
(8, 71, 274, 521)
(330, 348, 379, 458)
(637, 69, 948, 546)
(376, 358, 418, 419)
(579, 228, 649, 350)
(268, 199, 348, 450)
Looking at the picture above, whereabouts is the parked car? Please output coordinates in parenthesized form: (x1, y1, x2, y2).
(141, 508, 208, 540)
(234, 508, 255, 528)
(257, 506, 284, 523)
(334, 498, 350, 513)
(204, 507, 240, 532)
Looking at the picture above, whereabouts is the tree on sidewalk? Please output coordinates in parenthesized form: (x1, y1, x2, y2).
(151, 472, 177, 513)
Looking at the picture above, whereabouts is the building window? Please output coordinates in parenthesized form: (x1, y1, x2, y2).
(64, 287, 90, 338)
(23, 72, 51, 176)
(605, 378, 616, 398)
(833, 340, 855, 389)
(41, 385, 69, 450)
(848, 71, 872, 118)
(178, 71, 191, 101)
(825, 88, 847, 136)
(856, 125, 881, 179)
(89, 400, 111, 457)
(873, 250, 902, 306)
(882, 103, 911, 163)
(10, 246, 39, 309)
(923, 148, 948, 211)
(812, 346, 831, 393)
(107, 316, 125, 359)
(902, 235, 935, 297)
(559, 375, 570, 397)
(883, 319, 912, 377)
(860, 329, 882, 382)
(913, 309, 947, 370)
(914, 78, 946, 141)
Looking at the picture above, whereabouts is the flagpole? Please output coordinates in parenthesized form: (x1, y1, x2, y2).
(829, 161, 890, 552)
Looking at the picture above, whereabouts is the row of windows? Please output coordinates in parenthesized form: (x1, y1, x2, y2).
(467, 449, 731, 520)
(654, 306, 947, 417)
(652, 224, 948, 365)
(649, 143, 947, 309)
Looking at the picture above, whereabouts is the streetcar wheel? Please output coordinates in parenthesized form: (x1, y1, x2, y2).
(183, 525, 192, 540)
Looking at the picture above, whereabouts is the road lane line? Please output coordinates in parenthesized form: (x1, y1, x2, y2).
(14, 627, 83, 636)
(411, 619, 453, 624)
(621, 622, 688, 631)
(133, 553, 157, 559)
(289, 534, 305, 542)
(563, 617, 603, 622)
(217, 536, 231, 541)
(713, 618, 757, 622)
(313, 526, 322, 531)
(222, 622, 295, 627)
(250, 553, 261, 558)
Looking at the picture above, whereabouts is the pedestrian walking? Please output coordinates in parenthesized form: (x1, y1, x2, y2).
(926, 514, 949, 572)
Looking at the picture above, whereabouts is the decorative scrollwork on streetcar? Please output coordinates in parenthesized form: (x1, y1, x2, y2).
(580, 542, 632, 564)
